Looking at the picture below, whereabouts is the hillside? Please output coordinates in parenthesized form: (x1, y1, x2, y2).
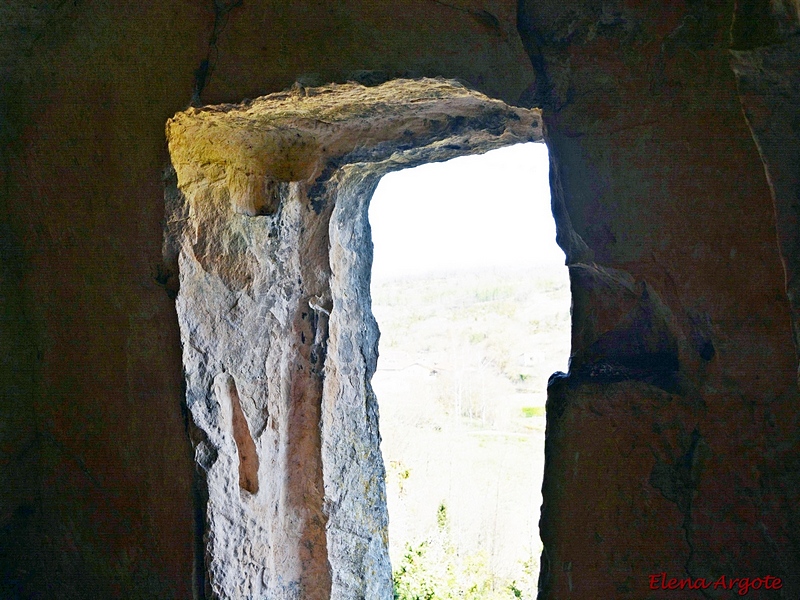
(371, 266, 571, 597)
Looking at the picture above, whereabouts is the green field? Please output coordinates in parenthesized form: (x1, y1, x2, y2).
(371, 265, 571, 599)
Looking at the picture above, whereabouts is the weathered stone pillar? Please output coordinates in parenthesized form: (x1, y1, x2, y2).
(165, 78, 542, 599)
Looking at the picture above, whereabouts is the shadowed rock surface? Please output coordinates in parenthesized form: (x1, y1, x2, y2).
(517, 1, 800, 596)
(1, 0, 799, 598)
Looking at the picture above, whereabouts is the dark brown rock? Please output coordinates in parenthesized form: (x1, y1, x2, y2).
(518, 0, 800, 596)
(1, 0, 799, 597)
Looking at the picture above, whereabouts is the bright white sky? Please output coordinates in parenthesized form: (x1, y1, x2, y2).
(368, 142, 565, 281)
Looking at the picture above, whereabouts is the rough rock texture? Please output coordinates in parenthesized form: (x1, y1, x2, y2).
(730, 2, 800, 378)
(0, 3, 534, 597)
(518, 1, 800, 597)
(2, 0, 800, 598)
(165, 79, 542, 599)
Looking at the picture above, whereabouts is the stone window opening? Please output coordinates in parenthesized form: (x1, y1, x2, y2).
(165, 78, 556, 599)
(368, 143, 569, 597)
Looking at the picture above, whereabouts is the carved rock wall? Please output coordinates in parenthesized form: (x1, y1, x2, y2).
(730, 1, 800, 376)
(165, 79, 542, 599)
(518, 0, 800, 596)
(0, 3, 532, 597)
(1, 0, 799, 597)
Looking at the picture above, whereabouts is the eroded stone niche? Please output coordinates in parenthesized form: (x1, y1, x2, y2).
(165, 78, 543, 600)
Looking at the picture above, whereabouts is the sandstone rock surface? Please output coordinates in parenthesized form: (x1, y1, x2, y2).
(731, 7, 800, 379)
(2, 1, 799, 597)
(166, 78, 542, 599)
(0, 4, 533, 595)
(518, 1, 800, 596)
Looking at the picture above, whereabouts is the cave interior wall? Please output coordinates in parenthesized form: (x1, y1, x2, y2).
(1, 0, 799, 597)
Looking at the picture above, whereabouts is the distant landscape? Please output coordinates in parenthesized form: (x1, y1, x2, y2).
(371, 265, 571, 599)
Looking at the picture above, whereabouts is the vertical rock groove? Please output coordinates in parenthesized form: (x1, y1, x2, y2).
(223, 374, 259, 494)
